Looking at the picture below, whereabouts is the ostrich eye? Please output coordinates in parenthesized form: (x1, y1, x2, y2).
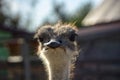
(38, 36, 50, 43)
(38, 37, 44, 42)
(69, 33, 76, 42)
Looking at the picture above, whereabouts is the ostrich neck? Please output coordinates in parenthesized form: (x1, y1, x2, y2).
(40, 49, 73, 80)
(44, 57, 71, 80)
(49, 62, 70, 80)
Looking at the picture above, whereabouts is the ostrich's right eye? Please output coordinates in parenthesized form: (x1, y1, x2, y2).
(38, 36, 50, 43)
(38, 37, 44, 42)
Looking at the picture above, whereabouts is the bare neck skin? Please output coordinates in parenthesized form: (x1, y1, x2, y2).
(40, 48, 72, 80)
(49, 60, 70, 80)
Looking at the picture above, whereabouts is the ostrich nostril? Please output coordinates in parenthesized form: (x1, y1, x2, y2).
(44, 40, 61, 48)
(58, 39, 62, 44)
(48, 42, 60, 48)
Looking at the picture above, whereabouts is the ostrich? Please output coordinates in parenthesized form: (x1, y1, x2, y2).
(34, 23, 80, 80)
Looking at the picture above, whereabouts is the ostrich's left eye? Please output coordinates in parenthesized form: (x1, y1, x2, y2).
(69, 33, 76, 42)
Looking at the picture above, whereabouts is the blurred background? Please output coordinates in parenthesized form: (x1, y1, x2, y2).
(0, 0, 120, 80)
(0, 0, 102, 32)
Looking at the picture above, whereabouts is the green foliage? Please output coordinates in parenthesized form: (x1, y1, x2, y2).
(65, 2, 93, 28)
(0, 0, 19, 28)
(47, 1, 93, 28)
(0, 0, 93, 30)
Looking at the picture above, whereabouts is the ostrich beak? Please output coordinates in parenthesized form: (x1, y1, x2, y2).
(44, 39, 61, 48)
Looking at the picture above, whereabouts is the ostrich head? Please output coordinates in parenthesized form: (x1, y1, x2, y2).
(34, 23, 79, 80)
